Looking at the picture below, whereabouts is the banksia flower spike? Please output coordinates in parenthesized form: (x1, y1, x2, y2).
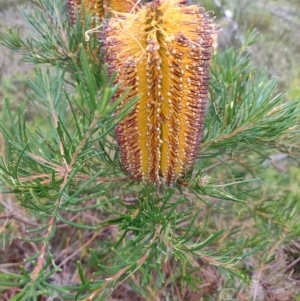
(104, 0, 214, 186)
(66, 0, 138, 26)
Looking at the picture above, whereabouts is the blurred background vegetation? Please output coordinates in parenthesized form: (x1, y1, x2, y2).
(1, 0, 300, 300)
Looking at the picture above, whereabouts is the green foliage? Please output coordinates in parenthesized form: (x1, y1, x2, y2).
(1, 0, 300, 300)
(203, 46, 300, 154)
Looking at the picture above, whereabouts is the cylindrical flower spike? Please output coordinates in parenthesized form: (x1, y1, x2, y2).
(66, 0, 138, 26)
(104, 0, 214, 186)
(66, 0, 103, 26)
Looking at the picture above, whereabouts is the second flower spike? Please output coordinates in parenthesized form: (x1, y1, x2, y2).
(66, 0, 138, 26)
(104, 0, 214, 186)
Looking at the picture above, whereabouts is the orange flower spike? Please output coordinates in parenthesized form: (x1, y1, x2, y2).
(66, 0, 103, 26)
(66, 0, 138, 26)
(104, 0, 214, 186)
